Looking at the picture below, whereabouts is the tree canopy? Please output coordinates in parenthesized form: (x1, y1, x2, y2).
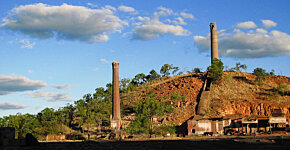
(207, 58, 224, 82)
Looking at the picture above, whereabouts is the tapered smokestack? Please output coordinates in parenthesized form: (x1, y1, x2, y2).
(210, 22, 219, 64)
(111, 62, 121, 130)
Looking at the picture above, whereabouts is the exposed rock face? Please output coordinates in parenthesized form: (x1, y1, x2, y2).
(153, 74, 205, 104)
(123, 72, 290, 126)
(152, 74, 205, 125)
(209, 72, 290, 117)
(212, 99, 290, 117)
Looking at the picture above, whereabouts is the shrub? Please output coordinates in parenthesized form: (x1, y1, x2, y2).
(207, 58, 224, 82)
(278, 83, 289, 96)
(253, 68, 267, 85)
(225, 74, 232, 83)
(270, 69, 275, 76)
(160, 64, 174, 77)
(193, 68, 201, 73)
(153, 125, 176, 136)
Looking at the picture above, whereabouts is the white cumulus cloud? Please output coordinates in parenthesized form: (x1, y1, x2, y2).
(87, 3, 98, 8)
(262, 20, 277, 28)
(133, 23, 190, 40)
(132, 7, 191, 40)
(1, 3, 126, 43)
(118, 5, 137, 13)
(19, 39, 36, 49)
(100, 58, 109, 64)
(0, 74, 47, 95)
(180, 12, 194, 19)
(0, 102, 26, 110)
(25, 92, 73, 102)
(193, 21, 290, 58)
(51, 84, 70, 89)
(168, 17, 187, 25)
(236, 21, 257, 29)
(154, 6, 173, 17)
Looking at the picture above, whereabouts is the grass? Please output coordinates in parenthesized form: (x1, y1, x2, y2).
(211, 72, 290, 103)
(123, 71, 290, 125)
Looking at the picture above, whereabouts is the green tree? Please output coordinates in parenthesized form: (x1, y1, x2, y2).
(93, 99, 111, 130)
(171, 92, 181, 104)
(234, 62, 241, 71)
(172, 67, 180, 76)
(2, 113, 39, 139)
(61, 103, 75, 127)
(253, 67, 267, 85)
(126, 116, 149, 134)
(233, 62, 247, 72)
(240, 64, 247, 72)
(153, 125, 176, 136)
(193, 68, 201, 73)
(83, 94, 96, 139)
(146, 69, 161, 82)
(93, 87, 105, 100)
(36, 108, 59, 136)
(120, 78, 131, 93)
(207, 58, 224, 82)
(74, 99, 86, 132)
(129, 91, 172, 137)
(160, 64, 174, 77)
(104, 83, 113, 101)
(0, 116, 9, 127)
(270, 69, 275, 75)
(277, 83, 289, 96)
(132, 73, 147, 86)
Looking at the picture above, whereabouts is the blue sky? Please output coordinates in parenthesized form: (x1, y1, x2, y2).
(0, 0, 289, 116)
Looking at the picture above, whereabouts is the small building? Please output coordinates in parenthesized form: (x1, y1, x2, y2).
(242, 116, 270, 135)
(223, 114, 243, 135)
(187, 115, 223, 136)
(242, 116, 258, 134)
(269, 109, 287, 134)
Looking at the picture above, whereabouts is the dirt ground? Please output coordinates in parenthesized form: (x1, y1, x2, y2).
(3, 135, 290, 150)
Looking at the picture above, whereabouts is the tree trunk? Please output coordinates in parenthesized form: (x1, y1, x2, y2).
(88, 123, 90, 140)
(98, 122, 101, 134)
(149, 117, 153, 138)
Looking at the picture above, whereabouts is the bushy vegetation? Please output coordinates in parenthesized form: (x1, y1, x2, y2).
(153, 125, 176, 136)
(7, 62, 285, 139)
(207, 58, 224, 82)
(253, 67, 268, 85)
(171, 92, 186, 106)
(277, 83, 289, 96)
(160, 64, 180, 77)
(0, 85, 113, 139)
(0, 64, 191, 139)
(226, 62, 247, 72)
(126, 91, 173, 137)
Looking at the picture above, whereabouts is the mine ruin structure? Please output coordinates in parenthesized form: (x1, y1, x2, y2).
(111, 62, 121, 132)
(210, 22, 219, 64)
(196, 23, 219, 115)
(190, 23, 289, 136)
(188, 109, 288, 136)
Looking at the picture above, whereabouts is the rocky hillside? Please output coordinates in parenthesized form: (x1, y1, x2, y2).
(122, 71, 290, 126)
(209, 71, 290, 117)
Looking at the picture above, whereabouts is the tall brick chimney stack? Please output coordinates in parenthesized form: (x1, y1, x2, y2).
(111, 62, 121, 131)
(210, 22, 219, 64)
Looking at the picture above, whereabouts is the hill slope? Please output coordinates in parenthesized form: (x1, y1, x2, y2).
(122, 72, 290, 126)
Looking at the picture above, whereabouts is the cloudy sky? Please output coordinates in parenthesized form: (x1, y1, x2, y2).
(0, 0, 289, 116)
